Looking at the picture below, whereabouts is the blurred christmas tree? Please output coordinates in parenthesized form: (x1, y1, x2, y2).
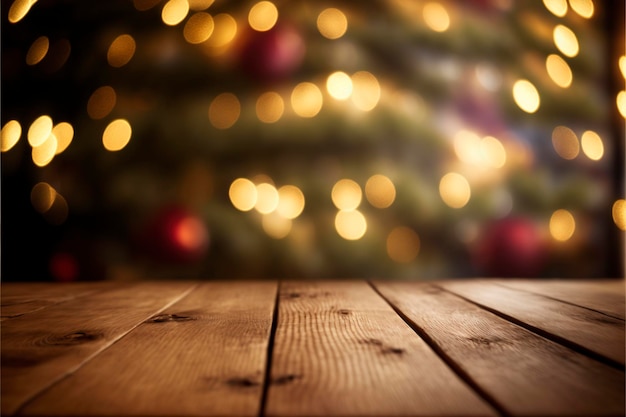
(1, 0, 624, 281)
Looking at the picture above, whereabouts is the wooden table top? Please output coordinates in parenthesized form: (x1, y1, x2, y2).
(1, 279, 624, 417)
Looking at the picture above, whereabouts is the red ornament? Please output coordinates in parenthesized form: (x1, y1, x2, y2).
(472, 217, 547, 277)
(49, 252, 79, 282)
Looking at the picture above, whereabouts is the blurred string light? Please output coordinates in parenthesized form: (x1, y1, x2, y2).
(439, 172, 471, 209)
(88, 86, 117, 120)
(161, 0, 189, 26)
(291, 82, 323, 118)
(546, 54, 572, 88)
(31, 182, 68, 225)
(229, 178, 257, 211)
(387, 226, 420, 263)
(52, 122, 74, 154)
(551, 125, 579, 160)
(613, 199, 626, 231)
(512, 79, 540, 113)
(248, 1, 278, 32)
(580, 130, 604, 160)
(28, 115, 53, 147)
(256, 91, 284, 123)
(8, 0, 38, 23)
(453, 130, 506, 168)
(188, 0, 214, 11)
(365, 174, 396, 209)
(568, 0, 594, 18)
(184, 12, 214, 44)
(617, 91, 626, 119)
(262, 212, 292, 239)
(1, 120, 22, 152)
(102, 119, 132, 151)
(317, 8, 348, 40)
(26, 36, 49, 65)
(619, 56, 626, 79)
(549, 209, 575, 241)
(335, 209, 367, 240)
(350, 71, 380, 111)
(276, 185, 305, 219)
(254, 182, 279, 214)
(332, 179, 362, 210)
(326, 71, 353, 101)
(208, 92, 240, 129)
(543, 0, 568, 17)
(204, 13, 237, 48)
(32, 133, 57, 167)
(423, 2, 450, 33)
(107, 34, 136, 68)
(553, 25, 579, 58)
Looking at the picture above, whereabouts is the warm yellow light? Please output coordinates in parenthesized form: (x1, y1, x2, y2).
(206, 13, 237, 47)
(229, 178, 257, 211)
(1, 120, 21, 152)
(619, 56, 626, 80)
(248, 1, 278, 32)
(209, 93, 241, 129)
(184, 12, 214, 44)
(568, 0, 593, 18)
(256, 91, 284, 123)
(326, 71, 353, 101)
(28, 115, 53, 147)
(617, 91, 626, 119)
(188, 0, 214, 11)
(32, 133, 57, 167)
(52, 122, 74, 154)
(550, 209, 575, 241)
(512, 79, 540, 113)
(553, 25, 579, 58)
(439, 172, 471, 209)
(45, 192, 68, 225)
(26, 36, 49, 65)
(351, 71, 380, 111)
(291, 82, 323, 118)
(255, 182, 279, 214)
(546, 54, 572, 88)
(612, 199, 626, 231)
(8, 0, 37, 23)
(423, 2, 450, 33)
(454, 130, 483, 165)
(31, 182, 56, 213)
(262, 212, 292, 239)
(387, 226, 420, 263)
(580, 130, 604, 161)
(87, 86, 117, 120)
(332, 179, 362, 211)
(481, 136, 507, 168)
(277, 185, 305, 219)
(317, 8, 348, 40)
(543, 0, 568, 16)
(161, 0, 189, 26)
(335, 209, 367, 240)
(107, 34, 136, 68)
(102, 119, 132, 151)
(552, 126, 579, 160)
(365, 174, 396, 209)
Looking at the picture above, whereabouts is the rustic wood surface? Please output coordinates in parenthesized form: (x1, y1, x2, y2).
(1, 279, 624, 417)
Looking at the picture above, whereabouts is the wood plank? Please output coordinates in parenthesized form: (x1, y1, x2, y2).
(265, 281, 496, 416)
(1, 281, 195, 416)
(439, 280, 626, 366)
(374, 281, 625, 416)
(22, 281, 277, 417)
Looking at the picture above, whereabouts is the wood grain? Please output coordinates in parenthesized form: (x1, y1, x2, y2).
(22, 282, 277, 417)
(439, 280, 626, 366)
(1, 282, 195, 415)
(373, 281, 625, 416)
(265, 281, 496, 417)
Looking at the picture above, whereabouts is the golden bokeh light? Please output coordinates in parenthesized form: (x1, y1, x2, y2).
(543, 0, 568, 17)
(326, 71, 353, 100)
(188, 0, 214, 11)
(546, 54, 572, 88)
(439, 172, 471, 209)
(580, 130, 604, 161)
(8, 0, 37, 23)
(423, 2, 450, 33)
(45, 192, 69, 225)
(107, 34, 136, 68)
(549, 209, 575, 241)
(209, 93, 241, 129)
(161, 0, 189, 26)
(52, 122, 74, 154)
(332, 179, 362, 211)
(133, 0, 161, 11)
(28, 115, 53, 147)
(229, 178, 257, 211)
(248, 1, 278, 32)
(317, 8, 348, 40)
(205, 13, 237, 47)
(184, 12, 214, 44)
(291, 82, 323, 118)
(87, 86, 117, 120)
(365, 174, 396, 209)
(335, 209, 367, 240)
(387, 226, 420, 263)
(32, 133, 57, 167)
(26, 36, 49, 65)
(255, 182, 279, 214)
(256, 91, 284, 123)
(553, 25, 579, 58)
(262, 212, 292, 239)
(31, 182, 56, 213)
(102, 119, 132, 151)
(617, 91, 626, 119)
(1, 120, 22, 152)
(612, 199, 626, 231)
(277, 185, 305, 219)
(454, 130, 482, 165)
(619, 56, 626, 80)
(551, 125, 579, 160)
(174, 216, 209, 251)
(351, 71, 381, 111)
(481, 136, 507, 169)
(512, 79, 540, 113)
(568, 0, 593, 18)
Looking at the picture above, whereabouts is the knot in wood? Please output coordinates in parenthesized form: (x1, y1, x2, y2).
(271, 374, 301, 385)
(40, 331, 102, 346)
(147, 313, 194, 323)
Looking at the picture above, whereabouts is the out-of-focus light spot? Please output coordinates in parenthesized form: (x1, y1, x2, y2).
(133, 0, 161, 11)
(28, 115, 53, 147)
(613, 199, 626, 231)
(256, 91, 284, 123)
(206, 13, 237, 47)
(580, 130, 604, 161)
(263, 212, 292, 239)
(552, 125, 579, 160)
(512, 79, 540, 113)
(108, 34, 136, 68)
(174, 216, 209, 251)
(87, 86, 117, 120)
(162, 0, 189, 26)
(332, 179, 362, 211)
(291, 82, 323, 118)
(102, 119, 132, 151)
(617, 91, 626, 119)
(45, 38, 71, 72)
(553, 25, 579, 58)
(45, 193, 69, 225)
(229, 178, 257, 211)
(351, 71, 380, 111)
(52, 122, 73, 154)
(184, 12, 214, 44)
(365, 174, 396, 208)
(423, 2, 450, 33)
(31, 182, 56, 213)
(317, 8, 348, 39)
(480, 136, 507, 168)
(568, 0, 593, 18)
(1, 120, 21, 152)
(454, 130, 483, 165)
(550, 209, 575, 241)
(439, 172, 471, 209)
(26, 36, 49, 65)
(188, 0, 214, 11)
(543, 0, 568, 17)
(50, 252, 79, 282)
(387, 226, 420, 263)
(326, 71, 353, 100)
(32, 133, 57, 167)
(209, 93, 240, 129)
(475, 64, 502, 92)
(255, 182, 279, 214)
(619, 56, 626, 80)
(248, 1, 278, 32)
(277, 185, 305, 219)
(335, 209, 367, 240)
(8, 0, 37, 23)
(546, 54, 573, 88)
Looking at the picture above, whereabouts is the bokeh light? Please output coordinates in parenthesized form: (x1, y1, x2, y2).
(317, 8, 348, 40)
(248, 1, 278, 32)
(32, 133, 57, 167)
(277, 185, 305, 219)
(552, 125, 579, 160)
(205, 13, 237, 48)
(553, 25, 579, 57)
(512, 79, 540, 113)
(27, 115, 53, 147)
(161, 0, 189, 26)
(87, 86, 117, 120)
(481, 136, 507, 168)
(332, 179, 362, 211)
(256, 91, 284, 123)
(550, 209, 575, 241)
(335, 209, 367, 240)
(209, 93, 241, 129)
(188, 0, 214, 11)
(107, 34, 136, 68)
(184, 12, 214, 44)
(546, 54, 573, 88)
(365, 174, 396, 208)
(173, 216, 209, 251)
(326, 71, 353, 100)
(387, 226, 420, 263)
(133, 0, 161, 11)
(26, 36, 49, 65)
(52, 122, 74, 154)
(1, 120, 22, 152)
(31, 182, 56, 213)
(617, 91, 626, 119)
(262, 212, 292, 239)
(102, 119, 132, 151)
(8, 0, 37, 23)
(439, 172, 471, 208)
(612, 199, 626, 231)
(543, 0, 568, 17)
(423, 2, 450, 33)
(580, 130, 604, 161)
(568, 0, 594, 18)
(255, 182, 279, 214)
(229, 178, 257, 211)
(351, 71, 381, 111)
(291, 82, 323, 118)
